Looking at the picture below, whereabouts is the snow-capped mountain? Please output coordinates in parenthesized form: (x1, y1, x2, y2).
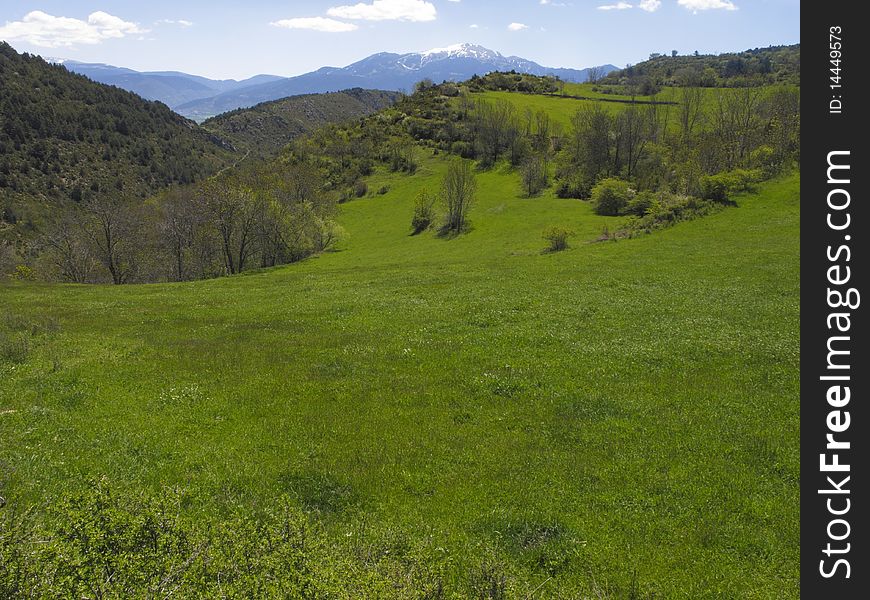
(175, 44, 617, 120)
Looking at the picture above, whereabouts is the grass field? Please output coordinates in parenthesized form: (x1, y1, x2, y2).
(1, 156, 799, 597)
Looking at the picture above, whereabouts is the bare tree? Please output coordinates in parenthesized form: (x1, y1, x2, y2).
(616, 104, 652, 178)
(82, 195, 138, 284)
(678, 86, 705, 146)
(521, 153, 549, 197)
(201, 177, 257, 275)
(159, 187, 205, 281)
(441, 160, 477, 234)
(586, 66, 605, 84)
(710, 87, 763, 169)
(41, 212, 97, 283)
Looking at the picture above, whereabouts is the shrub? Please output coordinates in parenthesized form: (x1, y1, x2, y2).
(10, 265, 35, 281)
(411, 190, 437, 234)
(591, 178, 634, 216)
(700, 174, 728, 202)
(354, 180, 368, 198)
(611, 192, 721, 240)
(377, 185, 389, 195)
(450, 141, 475, 159)
(625, 190, 655, 216)
(542, 226, 573, 252)
(700, 168, 762, 203)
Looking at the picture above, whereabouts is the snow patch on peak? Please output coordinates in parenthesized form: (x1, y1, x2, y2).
(420, 43, 501, 60)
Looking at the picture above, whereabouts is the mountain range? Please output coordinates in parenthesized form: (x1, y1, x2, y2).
(49, 58, 285, 111)
(52, 44, 617, 121)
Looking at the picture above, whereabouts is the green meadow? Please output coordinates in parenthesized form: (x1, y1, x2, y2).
(1, 153, 799, 596)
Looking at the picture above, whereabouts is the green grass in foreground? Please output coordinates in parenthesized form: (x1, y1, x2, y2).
(0, 163, 799, 597)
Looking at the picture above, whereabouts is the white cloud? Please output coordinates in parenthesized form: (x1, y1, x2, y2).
(507, 22, 529, 31)
(639, 0, 661, 11)
(469, 23, 479, 28)
(0, 10, 145, 47)
(677, 0, 737, 11)
(597, 2, 633, 10)
(326, 0, 437, 22)
(157, 19, 194, 27)
(270, 17, 358, 32)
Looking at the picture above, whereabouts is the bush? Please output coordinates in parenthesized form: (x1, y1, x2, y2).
(613, 192, 721, 240)
(411, 190, 436, 234)
(354, 180, 368, 198)
(542, 226, 574, 252)
(700, 174, 728, 202)
(377, 185, 390, 195)
(625, 190, 655, 216)
(10, 265, 35, 281)
(591, 178, 634, 216)
(700, 168, 762, 203)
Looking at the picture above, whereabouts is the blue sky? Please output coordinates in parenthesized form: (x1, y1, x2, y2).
(1, 1, 800, 80)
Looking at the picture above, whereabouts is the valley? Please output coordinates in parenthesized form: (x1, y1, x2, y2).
(0, 38, 801, 598)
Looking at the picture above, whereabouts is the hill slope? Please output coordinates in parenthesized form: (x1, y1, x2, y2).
(203, 88, 402, 156)
(176, 43, 617, 120)
(0, 42, 236, 236)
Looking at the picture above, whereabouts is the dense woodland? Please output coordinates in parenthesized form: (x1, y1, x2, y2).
(0, 43, 236, 231)
(203, 88, 402, 157)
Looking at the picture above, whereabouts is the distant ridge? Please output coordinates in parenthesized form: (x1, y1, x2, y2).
(46, 58, 284, 110)
(45, 44, 615, 122)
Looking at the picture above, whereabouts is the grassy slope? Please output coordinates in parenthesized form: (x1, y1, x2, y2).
(0, 158, 799, 596)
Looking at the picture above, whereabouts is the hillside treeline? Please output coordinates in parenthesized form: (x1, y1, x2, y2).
(36, 161, 341, 284)
(604, 44, 800, 88)
(397, 79, 799, 201)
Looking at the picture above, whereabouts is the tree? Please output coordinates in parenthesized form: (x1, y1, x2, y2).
(159, 187, 205, 281)
(586, 66, 605, 84)
(41, 211, 97, 283)
(615, 104, 652, 178)
(411, 189, 436, 234)
(678, 87, 705, 145)
(441, 160, 476, 234)
(521, 153, 548, 197)
(82, 195, 139, 284)
(200, 176, 257, 275)
(565, 104, 614, 183)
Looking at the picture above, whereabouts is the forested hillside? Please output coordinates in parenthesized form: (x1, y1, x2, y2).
(604, 44, 800, 87)
(0, 42, 236, 239)
(203, 88, 401, 157)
